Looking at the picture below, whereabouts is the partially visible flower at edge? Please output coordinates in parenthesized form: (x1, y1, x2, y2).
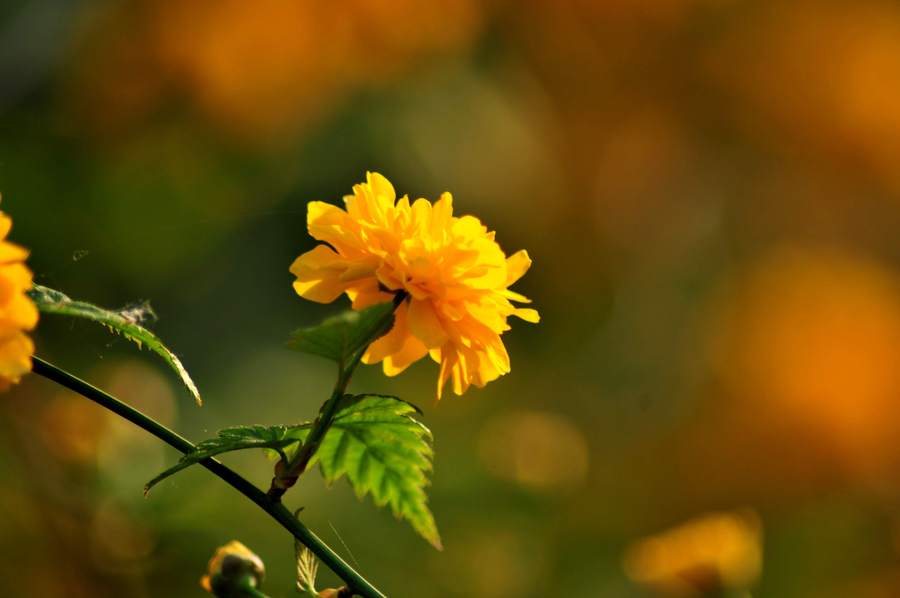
(201, 540, 265, 597)
(623, 510, 762, 596)
(0, 203, 37, 391)
(290, 172, 539, 398)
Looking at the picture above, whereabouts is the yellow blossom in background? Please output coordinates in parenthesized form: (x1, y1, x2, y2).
(478, 410, 589, 492)
(72, 0, 482, 144)
(624, 510, 762, 596)
(711, 1, 900, 193)
(290, 172, 539, 398)
(712, 246, 900, 482)
(200, 540, 265, 596)
(0, 207, 37, 391)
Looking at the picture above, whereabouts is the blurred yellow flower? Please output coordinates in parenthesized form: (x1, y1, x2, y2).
(712, 2, 900, 193)
(0, 208, 37, 391)
(291, 172, 539, 398)
(478, 410, 588, 492)
(713, 246, 900, 481)
(73, 0, 482, 144)
(623, 510, 762, 596)
(200, 540, 265, 596)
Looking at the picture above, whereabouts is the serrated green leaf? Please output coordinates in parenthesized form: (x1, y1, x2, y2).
(144, 424, 311, 494)
(28, 284, 202, 405)
(143, 394, 440, 548)
(287, 301, 395, 366)
(295, 540, 319, 595)
(317, 394, 441, 549)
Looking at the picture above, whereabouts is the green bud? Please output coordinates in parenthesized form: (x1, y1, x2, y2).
(201, 540, 265, 597)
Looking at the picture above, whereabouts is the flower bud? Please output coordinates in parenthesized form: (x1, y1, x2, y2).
(201, 540, 265, 597)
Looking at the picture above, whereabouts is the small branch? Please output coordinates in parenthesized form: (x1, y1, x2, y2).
(268, 368, 351, 499)
(268, 292, 407, 500)
(31, 356, 387, 598)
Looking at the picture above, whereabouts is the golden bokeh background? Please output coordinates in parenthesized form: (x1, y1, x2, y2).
(5, 0, 900, 595)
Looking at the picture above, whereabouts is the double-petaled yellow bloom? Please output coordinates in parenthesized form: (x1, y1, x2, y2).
(0, 207, 37, 391)
(290, 172, 538, 398)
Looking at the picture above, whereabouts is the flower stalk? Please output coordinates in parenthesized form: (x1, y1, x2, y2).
(268, 291, 406, 500)
(30, 356, 387, 598)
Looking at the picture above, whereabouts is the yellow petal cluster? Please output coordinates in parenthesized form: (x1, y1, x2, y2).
(290, 172, 538, 398)
(0, 209, 37, 391)
(623, 510, 762, 596)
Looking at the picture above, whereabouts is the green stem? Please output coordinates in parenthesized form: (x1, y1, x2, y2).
(238, 577, 272, 598)
(268, 293, 407, 500)
(30, 356, 387, 598)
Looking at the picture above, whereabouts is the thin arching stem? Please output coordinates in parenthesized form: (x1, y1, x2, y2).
(30, 356, 387, 598)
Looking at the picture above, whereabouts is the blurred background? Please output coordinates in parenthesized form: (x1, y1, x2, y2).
(4, 0, 900, 595)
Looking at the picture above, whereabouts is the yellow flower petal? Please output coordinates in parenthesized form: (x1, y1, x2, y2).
(367, 171, 396, 208)
(290, 173, 538, 398)
(0, 332, 33, 391)
(0, 208, 37, 391)
(346, 279, 393, 310)
(513, 308, 540, 323)
(501, 289, 531, 304)
(383, 333, 429, 376)
(0, 214, 11, 241)
(407, 299, 448, 348)
(307, 201, 361, 254)
(289, 245, 352, 303)
(364, 302, 411, 364)
(0, 241, 28, 266)
(505, 250, 532, 286)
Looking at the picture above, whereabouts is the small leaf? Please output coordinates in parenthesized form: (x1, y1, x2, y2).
(287, 301, 395, 366)
(316, 394, 441, 549)
(143, 395, 441, 548)
(28, 284, 203, 405)
(144, 424, 311, 494)
(295, 538, 319, 595)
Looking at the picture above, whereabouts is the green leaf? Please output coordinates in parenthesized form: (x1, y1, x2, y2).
(295, 539, 319, 595)
(28, 284, 202, 405)
(143, 393, 441, 548)
(287, 301, 395, 366)
(143, 424, 311, 494)
(316, 394, 441, 549)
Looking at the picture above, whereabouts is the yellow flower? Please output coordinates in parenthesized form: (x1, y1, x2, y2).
(623, 510, 762, 596)
(0, 208, 37, 391)
(290, 172, 539, 398)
